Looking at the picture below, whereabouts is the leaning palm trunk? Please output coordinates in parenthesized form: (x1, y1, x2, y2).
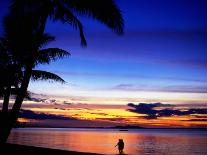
(2, 86, 11, 115)
(0, 63, 33, 143)
(0, 81, 12, 143)
(0, 116, 10, 144)
(0, 62, 66, 143)
(0, 86, 11, 144)
(0, 44, 69, 143)
(11, 62, 33, 122)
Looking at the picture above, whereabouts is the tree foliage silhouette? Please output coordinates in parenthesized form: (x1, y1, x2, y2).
(0, 0, 124, 143)
(0, 17, 70, 143)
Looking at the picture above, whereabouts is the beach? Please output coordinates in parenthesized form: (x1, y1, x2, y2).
(2, 143, 103, 155)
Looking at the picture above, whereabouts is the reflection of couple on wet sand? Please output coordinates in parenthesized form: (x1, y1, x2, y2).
(115, 139, 125, 154)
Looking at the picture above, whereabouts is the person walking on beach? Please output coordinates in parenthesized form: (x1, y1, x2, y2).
(115, 139, 124, 154)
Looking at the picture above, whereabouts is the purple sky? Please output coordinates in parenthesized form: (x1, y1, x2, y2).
(1, 0, 207, 104)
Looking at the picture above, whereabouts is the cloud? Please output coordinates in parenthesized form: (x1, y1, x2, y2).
(115, 84, 135, 89)
(63, 101, 72, 105)
(183, 119, 207, 122)
(26, 97, 46, 103)
(56, 71, 207, 83)
(96, 118, 126, 122)
(194, 115, 207, 118)
(113, 84, 207, 93)
(128, 103, 207, 119)
(163, 59, 207, 69)
(25, 92, 59, 104)
(54, 107, 67, 111)
(19, 109, 76, 120)
(89, 112, 109, 116)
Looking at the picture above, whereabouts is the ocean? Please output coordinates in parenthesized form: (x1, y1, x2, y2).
(8, 128, 207, 155)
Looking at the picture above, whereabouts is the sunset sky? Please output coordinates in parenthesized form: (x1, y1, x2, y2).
(0, 0, 207, 128)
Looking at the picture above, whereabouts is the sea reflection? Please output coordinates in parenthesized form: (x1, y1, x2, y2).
(8, 128, 207, 155)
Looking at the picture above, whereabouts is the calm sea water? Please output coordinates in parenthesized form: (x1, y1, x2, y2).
(8, 128, 207, 155)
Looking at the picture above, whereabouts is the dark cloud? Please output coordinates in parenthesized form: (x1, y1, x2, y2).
(89, 112, 109, 116)
(96, 118, 126, 122)
(63, 101, 72, 105)
(27, 97, 46, 102)
(128, 102, 173, 108)
(19, 109, 76, 120)
(24, 92, 49, 102)
(54, 107, 67, 110)
(128, 103, 207, 119)
(26, 97, 59, 104)
(194, 115, 207, 118)
(183, 119, 207, 122)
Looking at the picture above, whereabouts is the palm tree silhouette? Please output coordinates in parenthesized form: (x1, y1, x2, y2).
(0, 0, 124, 143)
(0, 16, 70, 143)
(0, 32, 68, 112)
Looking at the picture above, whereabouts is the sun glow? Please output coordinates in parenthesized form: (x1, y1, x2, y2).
(19, 102, 207, 128)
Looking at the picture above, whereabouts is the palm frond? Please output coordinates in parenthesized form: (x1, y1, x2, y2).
(63, 9, 87, 47)
(35, 33, 55, 50)
(65, 0, 124, 35)
(36, 48, 70, 65)
(31, 70, 65, 83)
(51, 1, 87, 46)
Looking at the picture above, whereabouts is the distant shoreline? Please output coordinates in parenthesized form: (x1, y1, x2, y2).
(13, 126, 207, 130)
(2, 143, 103, 155)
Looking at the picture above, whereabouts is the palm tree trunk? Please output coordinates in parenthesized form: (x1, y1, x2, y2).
(2, 86, 11, 114)
(11, 64, 32, 121)
(0, 14, 47, 145)
(0, 86, 11, 145)
(9, 15, 47, 123)
(0, 64, 33, 144)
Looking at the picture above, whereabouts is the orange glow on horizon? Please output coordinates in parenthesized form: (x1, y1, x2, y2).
(20, 103, 207, 128)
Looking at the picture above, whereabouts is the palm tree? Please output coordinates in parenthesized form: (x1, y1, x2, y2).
(0, 0, 124, 143)
(0, 16, 70, 142)
(0, 37, 23, 115)
(0, 34, 68, 112)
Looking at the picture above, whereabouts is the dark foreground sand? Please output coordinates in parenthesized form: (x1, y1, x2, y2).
(1, 143, 103, 155)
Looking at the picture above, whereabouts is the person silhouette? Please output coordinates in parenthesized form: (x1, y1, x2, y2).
(115, 139, 124, 154)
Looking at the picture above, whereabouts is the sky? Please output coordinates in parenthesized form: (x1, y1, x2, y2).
(33, 0, 207, 105)
(0, 0, 207, 128)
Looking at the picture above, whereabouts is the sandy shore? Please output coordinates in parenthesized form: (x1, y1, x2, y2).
(1, 143, 103, 155)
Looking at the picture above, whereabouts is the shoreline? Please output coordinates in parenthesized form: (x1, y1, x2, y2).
(13, 126, 207, 130)
(2, 143, 103, 155)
